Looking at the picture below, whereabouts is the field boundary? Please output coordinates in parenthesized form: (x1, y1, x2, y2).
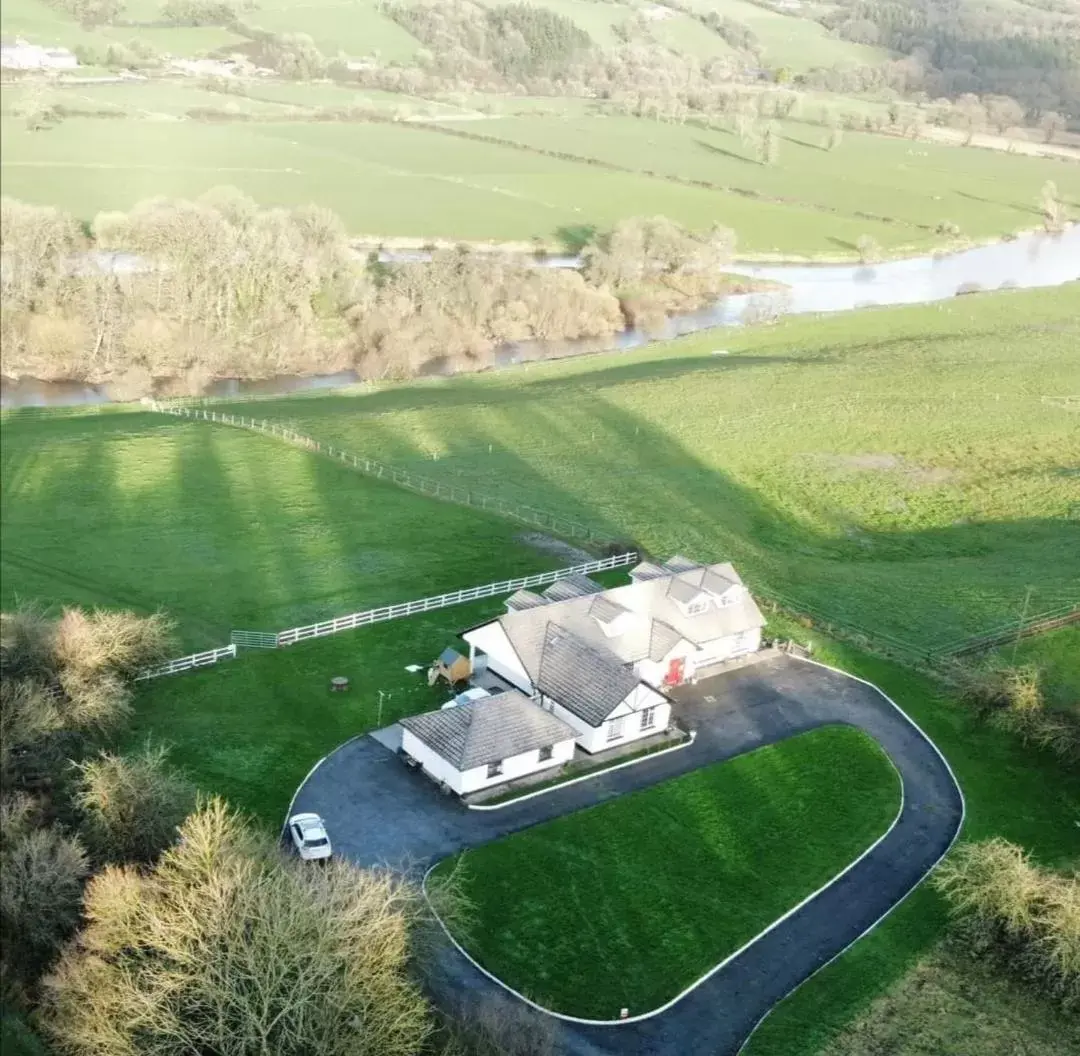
(135, 643, 237, 680)
(137, 552, 638, 678)
(145, 399, 598, 541)
(932, 604, 1080, 659)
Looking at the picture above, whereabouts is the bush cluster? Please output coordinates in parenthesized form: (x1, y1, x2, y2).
(934, 839, 1079, 1012)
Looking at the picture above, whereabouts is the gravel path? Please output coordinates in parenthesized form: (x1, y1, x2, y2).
(289, 654, 963, 1055)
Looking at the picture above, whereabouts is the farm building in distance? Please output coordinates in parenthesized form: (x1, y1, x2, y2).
(1, 38, 77, 70)
(400, 557, 764, 793)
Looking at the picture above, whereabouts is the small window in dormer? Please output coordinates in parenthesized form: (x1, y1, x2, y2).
(686, 599, 709, 616)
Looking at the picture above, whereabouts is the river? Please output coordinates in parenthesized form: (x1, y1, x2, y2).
(3, 227, 1077, 409)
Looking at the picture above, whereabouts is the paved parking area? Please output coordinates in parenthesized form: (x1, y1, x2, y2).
(289, 654, 963, 1055)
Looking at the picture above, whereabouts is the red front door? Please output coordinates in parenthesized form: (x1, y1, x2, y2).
(666, 657, 685, 686)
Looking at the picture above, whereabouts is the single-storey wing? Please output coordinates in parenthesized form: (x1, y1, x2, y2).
(399, 690, 577, 795)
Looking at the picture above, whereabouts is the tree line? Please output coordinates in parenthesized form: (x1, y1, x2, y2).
(2, 192, 743, 391)
(0, 603, 558, 1055)
(821, 0, 1080, 120)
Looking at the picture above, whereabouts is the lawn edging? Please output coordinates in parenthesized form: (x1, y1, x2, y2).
(465, 729, 697, 811)
(735, 656, 968, 1054)
(421, 663, 957, 1028)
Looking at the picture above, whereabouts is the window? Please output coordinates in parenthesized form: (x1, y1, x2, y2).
(640, 706, 657, 731)
(686, 599, 709, 616)
(607, 716, 625, 742)
(538, 745, 553, 762)
(487, 761, 503, 778)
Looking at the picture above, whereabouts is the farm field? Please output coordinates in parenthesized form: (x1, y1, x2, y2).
(0, 410, 561, 651)
(203, 287, 1080, 657)
(684, 0, 888, 70)
(3, 103, 1075, 253)
(434, 725, 901, 1019)
(471, 114, 1080, 244)
(0, 0, 246, 54)
(0, 114, 912, 253)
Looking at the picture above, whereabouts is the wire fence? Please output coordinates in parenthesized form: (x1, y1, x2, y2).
(931, 603, 1080, 660)
(146, 400, 596, 540)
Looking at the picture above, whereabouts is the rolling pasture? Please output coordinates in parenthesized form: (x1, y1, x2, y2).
(3, 98, 1076, 254)
(207, 287, 1080, 657)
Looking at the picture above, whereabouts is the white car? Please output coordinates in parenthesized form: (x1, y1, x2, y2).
(288, 812, 332, 861)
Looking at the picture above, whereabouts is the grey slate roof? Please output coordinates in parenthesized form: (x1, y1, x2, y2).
(505, 589, 546, 612)
(589, 594, 629, 624)
(663, 554, 701, 573)
(542, 574, 603, 602)
(649, 620, 684, 662)
(537, 625, 640, 726)
(630, 560, 668, 582)
(400, 691, 575, 771)
(485, 559, 765, 679)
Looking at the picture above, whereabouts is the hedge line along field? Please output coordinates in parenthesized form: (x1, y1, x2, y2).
(433, 725, 900, 1019)
(208, 287, 1080, 656)
(3, 103, 1075, 254)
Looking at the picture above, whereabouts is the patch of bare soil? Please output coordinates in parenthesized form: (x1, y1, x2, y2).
(516, 532, 594, 564)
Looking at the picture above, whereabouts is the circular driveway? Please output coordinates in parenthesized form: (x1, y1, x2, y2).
(289, 654, 963, 1055)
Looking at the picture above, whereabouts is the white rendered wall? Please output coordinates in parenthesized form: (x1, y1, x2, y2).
(462, 624, 533, 692)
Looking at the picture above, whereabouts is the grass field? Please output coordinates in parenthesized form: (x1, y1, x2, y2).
(819, 943, 1079, 1056)
(2, 289, 1077, 1051)
(434, 725, 900, 1019)
(0, 0, 246, 54)
(472, 113, 1080, 244)
(197, 288, 1080, 656)
(685, 0, 887, 71)
(4, 101, 1075, 252)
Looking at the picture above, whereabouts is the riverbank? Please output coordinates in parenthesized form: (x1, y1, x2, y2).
(3, 227, 1076, 410)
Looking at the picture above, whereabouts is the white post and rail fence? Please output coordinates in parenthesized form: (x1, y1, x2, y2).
(137, 552, 639, 681)
(144, 399, 595, 541)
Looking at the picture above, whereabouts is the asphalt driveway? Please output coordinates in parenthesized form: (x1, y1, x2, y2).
(289, 654, 963, 1055)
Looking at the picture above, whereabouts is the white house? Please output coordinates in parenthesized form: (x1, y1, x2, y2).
(462, 556, 764, 754)
(1, 39, 77, 71)
(399, 689, 576, 795)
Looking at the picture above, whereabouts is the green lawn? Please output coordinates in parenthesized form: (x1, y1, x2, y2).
(434, 725, 900, 1019)
(204, 288, 1080, 656)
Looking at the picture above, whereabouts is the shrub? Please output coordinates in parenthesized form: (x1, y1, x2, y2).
(74, 742, 196, 865)
(42, 798, 436, 1055)
(53, 607, 174, 682)
(934, 838, 1079, 1011)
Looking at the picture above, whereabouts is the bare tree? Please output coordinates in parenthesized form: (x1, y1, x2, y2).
(74, 742, 196, 865)
(1040, 181, 1067, 233)
(1038, 110, 1065, 144)
(0, 795, 89, 1003)
(856, 234, 881, 265)
(43, 798, 437, 1056)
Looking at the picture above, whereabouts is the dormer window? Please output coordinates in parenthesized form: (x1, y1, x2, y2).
(686, 599, 709, 616)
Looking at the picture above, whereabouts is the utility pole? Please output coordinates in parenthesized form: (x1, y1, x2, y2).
(1011, 586, 1033, 664)
(377, 690, 387, 727)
